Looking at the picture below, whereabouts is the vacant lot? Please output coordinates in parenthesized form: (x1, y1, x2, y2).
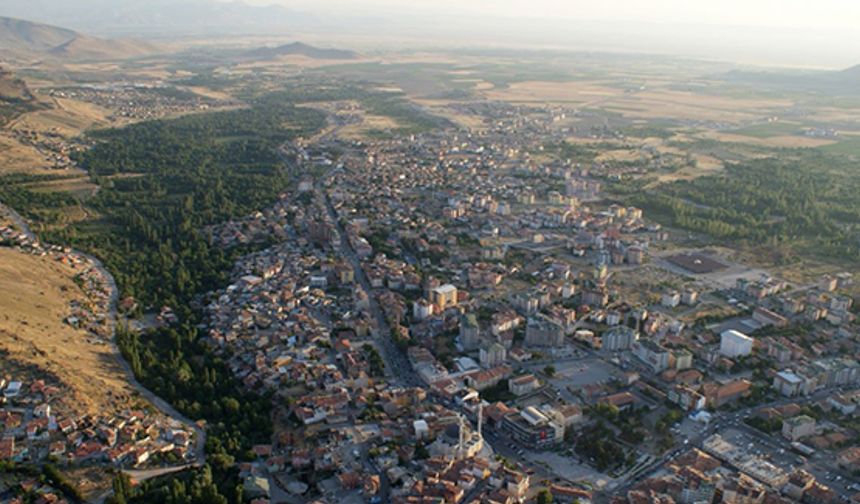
(0, 247, 134, 415)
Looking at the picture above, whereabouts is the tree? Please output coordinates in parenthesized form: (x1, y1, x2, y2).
(536, 489, 554, 504)
(543, 365, 556, 377)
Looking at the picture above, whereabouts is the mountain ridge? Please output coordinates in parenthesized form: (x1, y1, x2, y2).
(0, 0, 317, 37)
(244, 42, 359, 61)
(0, 16, 162, 60)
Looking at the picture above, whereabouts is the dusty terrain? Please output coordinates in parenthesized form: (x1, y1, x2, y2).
(0, 247, 135, 415)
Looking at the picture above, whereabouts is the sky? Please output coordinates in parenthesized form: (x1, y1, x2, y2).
(241, 0, 860, 30)
(226, 0, 858, 68)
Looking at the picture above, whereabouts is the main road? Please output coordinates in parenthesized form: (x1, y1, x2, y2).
(320, 188, 421, 388)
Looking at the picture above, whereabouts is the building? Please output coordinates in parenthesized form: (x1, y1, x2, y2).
(501, 407, 564, 449)
(753, 307, 789, 328)
(414, 420, 430, 440)
(720, 330, 754, 358)
(479, 343, 507, 369)
(601, 326, 639, 352)
(508, 374, 541, 396)
(668, 384, 706, 411)
(681, 288, 699, 306)
(627, 246, 645, 265)
(413, 299, 435, 321)
(466, 365, 512, 391)
(810, 358, 860, 388)
(632, 339, 671, 373)
(429, 284, 458, 312)
(705, 379, 751, 408)
(783, 415, 816, 441)
(662, 290, 681, 308)
(524, 315, 565, 348)
(782, 470, 815, 500)
(581, 287, 609, 307)
(773, 371, 806, 397)
(674, 349, 693, 370)
(460, 314, 481, 350)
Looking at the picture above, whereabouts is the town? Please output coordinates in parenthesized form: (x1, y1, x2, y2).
(1, 4, 860, 501)
(156, 99, 860, 503)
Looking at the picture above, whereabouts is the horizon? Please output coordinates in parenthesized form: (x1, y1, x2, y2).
(0, 0, 858, 68)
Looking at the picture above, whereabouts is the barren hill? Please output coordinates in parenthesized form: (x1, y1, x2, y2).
(0, 68, 41, 125)
(0, 16, 162, 60)
(0, 68, 35, 102)
(245, 41, 358, 61)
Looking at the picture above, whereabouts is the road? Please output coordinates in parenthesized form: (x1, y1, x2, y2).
(0, 201, 206, 502)
(0, 202, 37, 241)
(611, 387, 860, 498)
(321, 187, 421, 389)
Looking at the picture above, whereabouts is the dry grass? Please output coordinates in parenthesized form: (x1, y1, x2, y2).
(413, 98, 487, 130)
(9, 97, 110, 136)
(484, 80, 622, 104)
(700, 130, 837, 149)
(0, 247, 134, 416)
(595, 149, 645, 163)
(0, 133, 56, 175)
(26, 175, 98, 198)
(338, 114, 401, 139)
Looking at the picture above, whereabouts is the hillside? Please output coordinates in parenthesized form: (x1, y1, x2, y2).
(0, 0, 319, 37)
(0, 68, 40, 125)
(48, 34, 160, 60)
(0, 68, 34, 102)
(0, 16, 77, 52)
(841, 64, 860, 80)
(0, 247, 137, 415)
(0, 16, 162, 60)
(245, 41, 359, 61)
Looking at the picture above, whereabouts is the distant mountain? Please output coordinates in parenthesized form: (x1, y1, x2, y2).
(720, 64, 860, 96)
(840, 64, 860, 80)
(0, 0, 320, 37)
(0, 16, 162, 60)
(0, 16, 78, 52)
(244, 42, 358, 61)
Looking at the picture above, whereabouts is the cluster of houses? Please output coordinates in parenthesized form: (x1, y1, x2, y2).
(1, 224, 114, 341)
(192, 98, 860, 504)
(0, 376, 195, 469)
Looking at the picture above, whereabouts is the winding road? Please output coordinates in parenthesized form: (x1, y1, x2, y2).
(0, 201, 206, 502)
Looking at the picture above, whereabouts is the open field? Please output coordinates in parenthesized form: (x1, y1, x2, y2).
(698, 130, 837, 148)
(727, 120, 804, 138)
(413, 99, 488, 130)
(484, 80, 622, 104)
(25, 175, 98, 198)
(0, 247, 135, 416)
(338, 113, 402, 139)
(820, 137, 860, 157)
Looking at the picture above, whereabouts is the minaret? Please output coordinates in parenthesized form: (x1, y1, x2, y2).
(477, 402, 483, 439)
(458, 414, 466, 459)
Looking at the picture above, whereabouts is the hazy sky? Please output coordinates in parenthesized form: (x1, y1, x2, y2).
(228, 0, 859, 68)
(242, 0, 860, 30)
